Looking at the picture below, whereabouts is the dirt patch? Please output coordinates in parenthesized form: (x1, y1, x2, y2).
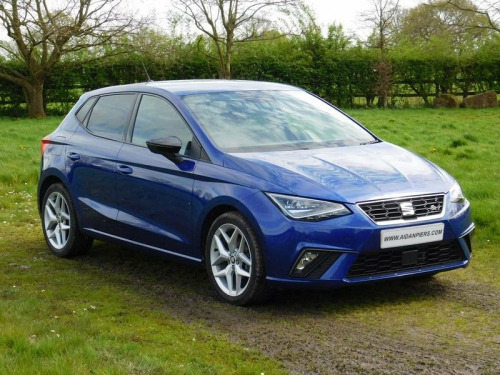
(75, 245, 500, 374)
(163, 283, 500, 374)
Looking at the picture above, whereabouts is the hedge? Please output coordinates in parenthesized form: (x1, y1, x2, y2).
(1, 47, 499, 115)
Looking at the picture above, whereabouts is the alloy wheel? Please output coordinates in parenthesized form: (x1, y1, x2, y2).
(209, 223, 253, 297)
(44, 191, 71, 250)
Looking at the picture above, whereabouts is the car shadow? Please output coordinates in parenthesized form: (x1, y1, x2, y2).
(70, 241, 450, 318)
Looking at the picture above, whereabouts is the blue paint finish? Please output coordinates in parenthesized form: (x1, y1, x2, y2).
(65, 126, 122, 232)
(114, 143, 196, 255)
(38, 80, 475, 292)
(226, 142, 453, 203)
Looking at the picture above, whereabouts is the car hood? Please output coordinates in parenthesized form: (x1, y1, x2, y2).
(224, 142, 453, 203)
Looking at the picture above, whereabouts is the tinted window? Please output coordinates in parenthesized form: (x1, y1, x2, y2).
(76, 97, 97, 123)
(182, 90, 377, 152)
(132, 95, 194, 156)
(87, 94, 136, 141)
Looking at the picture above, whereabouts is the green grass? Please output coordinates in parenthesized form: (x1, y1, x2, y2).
(0, 117, 285, 374)
(1, 109, 499, 373)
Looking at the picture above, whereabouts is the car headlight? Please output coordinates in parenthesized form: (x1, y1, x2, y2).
(450, 182, 466, 204)
(266, 193, 351, 221)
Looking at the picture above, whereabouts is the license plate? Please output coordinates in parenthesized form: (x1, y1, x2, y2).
(380, 223, 444, 249)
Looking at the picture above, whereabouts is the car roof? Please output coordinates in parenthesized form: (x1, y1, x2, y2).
(86, 80, 300, 97)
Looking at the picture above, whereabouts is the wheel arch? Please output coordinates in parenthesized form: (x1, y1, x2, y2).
(197, 197, 267, 262)
(38, 172, 69, 214)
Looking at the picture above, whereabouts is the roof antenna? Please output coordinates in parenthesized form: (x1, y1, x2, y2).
(141, 61, 153, 82)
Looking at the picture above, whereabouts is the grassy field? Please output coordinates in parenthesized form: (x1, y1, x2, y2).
(0, 109, 499, 374)
(0, 118, 285, 374)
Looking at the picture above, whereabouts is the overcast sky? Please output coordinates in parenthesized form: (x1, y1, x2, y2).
(147, 0, 426, 39)
(0, 0, 425, 41)
(307, 0, 423, 37)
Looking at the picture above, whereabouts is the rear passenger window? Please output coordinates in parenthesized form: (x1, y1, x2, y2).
(87, 94, 136, 141)
(132, 95, 194, 155)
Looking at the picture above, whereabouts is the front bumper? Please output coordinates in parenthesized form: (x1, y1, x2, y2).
(259, 197, 474, 289)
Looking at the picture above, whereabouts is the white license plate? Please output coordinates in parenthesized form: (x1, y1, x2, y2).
(380, 223, 445, 249)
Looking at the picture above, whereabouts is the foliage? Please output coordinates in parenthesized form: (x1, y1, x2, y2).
(0, 0, 144, 117)
(173, 0, 302, 79)
(1, 1, 500, 114)
(436, 0, 500, 33)
(2, 36, 500, 115)
(399, 0, 492, 54)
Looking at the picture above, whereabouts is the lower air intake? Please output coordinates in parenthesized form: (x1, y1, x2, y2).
(347, 240, 465, 278)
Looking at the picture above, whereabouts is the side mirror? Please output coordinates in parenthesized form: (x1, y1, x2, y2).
(146, 137, 183, 163)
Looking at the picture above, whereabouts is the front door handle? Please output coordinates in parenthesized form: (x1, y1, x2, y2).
(117, 165, 133, 175)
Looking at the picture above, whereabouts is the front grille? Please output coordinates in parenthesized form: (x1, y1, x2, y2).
(347, 240, 465, 278)
(359, 194, 444, 223)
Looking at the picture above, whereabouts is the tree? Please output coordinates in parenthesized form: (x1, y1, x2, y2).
(0, 0, 143, 117)
(362, 0, 401, 108)
(406, 0, 494, 54)
(174, 0, 302, 79)
(439, 0, 500, 33)
(363, 0, 401, 55)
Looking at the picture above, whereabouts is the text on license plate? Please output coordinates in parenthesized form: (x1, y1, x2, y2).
(380, 223, 445, 249)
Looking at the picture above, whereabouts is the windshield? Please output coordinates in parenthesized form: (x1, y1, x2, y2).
(181, 90, 377, 153)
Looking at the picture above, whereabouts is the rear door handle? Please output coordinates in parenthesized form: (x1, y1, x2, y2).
(117, 165, 133, 175)
(67, 152, 80, 161)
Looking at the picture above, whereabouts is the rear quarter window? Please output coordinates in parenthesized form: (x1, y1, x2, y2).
(75, 97, 97, 123)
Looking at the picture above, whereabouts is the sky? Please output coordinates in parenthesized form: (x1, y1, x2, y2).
(127, 0, 425, 39)
(0, 0, 425, 42)
(306, 0, 422, 37)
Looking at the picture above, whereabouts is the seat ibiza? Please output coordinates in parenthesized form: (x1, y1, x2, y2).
(38, 80, 474, 305)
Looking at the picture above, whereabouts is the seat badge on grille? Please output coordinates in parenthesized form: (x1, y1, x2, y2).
(400, 202, 415, 217)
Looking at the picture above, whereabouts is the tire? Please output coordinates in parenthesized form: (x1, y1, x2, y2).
(41, 183, 93, 257)
(205, 211, 268, 305)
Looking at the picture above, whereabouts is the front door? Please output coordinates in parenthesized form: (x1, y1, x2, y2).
(115, 94, 198, 258)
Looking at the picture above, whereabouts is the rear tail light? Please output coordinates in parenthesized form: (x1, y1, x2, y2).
(41, 136, 51, 155)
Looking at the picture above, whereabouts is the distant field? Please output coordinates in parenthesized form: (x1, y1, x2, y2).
(0, 109, 499, 374)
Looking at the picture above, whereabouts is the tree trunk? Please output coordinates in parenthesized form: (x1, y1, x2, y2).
(218, 61, 231, 79)
(218, 38, 232, 79)
(24, 80, 46, 118)
(375, 58, 392, 109)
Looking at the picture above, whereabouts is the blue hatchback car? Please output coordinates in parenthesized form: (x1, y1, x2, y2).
(38, 80, 474, 305)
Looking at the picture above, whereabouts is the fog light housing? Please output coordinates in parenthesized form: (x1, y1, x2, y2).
(296, 251, 318, 270)
(290, 250, 342, 278)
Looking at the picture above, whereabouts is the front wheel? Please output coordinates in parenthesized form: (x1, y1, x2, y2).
(41, 183, 93, 257)
(205, 211, 268, 305)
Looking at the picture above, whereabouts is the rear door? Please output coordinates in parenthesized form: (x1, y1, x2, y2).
(67, 93, 137, 233)
(115, 94, 199, 258)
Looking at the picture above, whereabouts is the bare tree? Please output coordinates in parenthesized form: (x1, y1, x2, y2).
(0, 0, 143, 117)
(439, 0, 500, 33)
(174, 0, 301, 79)
(363, 0, 401, 55)
(362, 0, 400, 108)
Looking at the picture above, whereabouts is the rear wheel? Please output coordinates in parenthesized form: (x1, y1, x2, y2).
(205, 211, 267, 305)
(42, 183, 93, 257)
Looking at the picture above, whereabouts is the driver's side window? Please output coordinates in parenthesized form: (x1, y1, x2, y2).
(132, 95, 193, 155)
